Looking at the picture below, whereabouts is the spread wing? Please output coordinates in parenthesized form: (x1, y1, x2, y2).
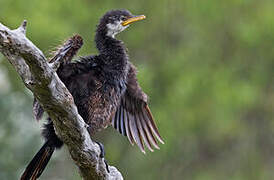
(112, 63, 164, 153)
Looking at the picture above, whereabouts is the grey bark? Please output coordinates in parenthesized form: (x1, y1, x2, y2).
(0, 20, 123, 180)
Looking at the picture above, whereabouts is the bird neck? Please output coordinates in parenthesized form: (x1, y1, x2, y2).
(95, 31, 128, 69)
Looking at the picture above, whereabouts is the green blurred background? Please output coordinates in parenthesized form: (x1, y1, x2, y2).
(1, 0, 274, 179)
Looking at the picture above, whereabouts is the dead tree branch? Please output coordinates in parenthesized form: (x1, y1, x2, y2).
(0, 21, 123, 180)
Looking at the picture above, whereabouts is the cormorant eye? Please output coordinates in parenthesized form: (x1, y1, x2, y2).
(121, 16, 127, 21)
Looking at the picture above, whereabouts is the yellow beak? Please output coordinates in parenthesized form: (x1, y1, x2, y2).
(121, 15, 146, 26)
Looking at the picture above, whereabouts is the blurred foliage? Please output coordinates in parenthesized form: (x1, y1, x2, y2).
(1, 0, 274, 179)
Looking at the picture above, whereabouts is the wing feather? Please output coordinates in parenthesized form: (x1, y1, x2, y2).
(117, 106, 122, 134)
(125, 110, 134, 145)
(128, 111, 145, 153)
(120, 107, 126, 136)
(136, 112, 154, 152)
(112, 107, 117, 128)
(144, 105, 164, 144)
(111, 62, 164, 153)
(139, 110, 160, 149)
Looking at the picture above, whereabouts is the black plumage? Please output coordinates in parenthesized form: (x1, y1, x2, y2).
(21, 9, 163, 180)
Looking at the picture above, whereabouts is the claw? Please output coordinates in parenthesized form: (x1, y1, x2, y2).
(104, 159, 110, 173)
(96, 141, 105, 158)
(95, 141, 110, 173)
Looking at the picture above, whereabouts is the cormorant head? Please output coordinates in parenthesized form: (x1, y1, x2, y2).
(96, 9, 146, 38)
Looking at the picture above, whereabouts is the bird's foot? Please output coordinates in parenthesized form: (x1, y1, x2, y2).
(104, 159, 110, 173)
(95, 141, 110, 173)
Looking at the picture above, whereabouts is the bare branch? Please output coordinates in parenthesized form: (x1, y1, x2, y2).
(14, 20, 27, 35)
(0, 22, 33, 87)
(0, 21, 123, 180)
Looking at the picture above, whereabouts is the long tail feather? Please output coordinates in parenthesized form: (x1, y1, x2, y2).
(20, 141, 55, 180)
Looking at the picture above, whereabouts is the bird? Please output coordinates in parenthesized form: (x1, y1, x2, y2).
(21, 9, 164, 180)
